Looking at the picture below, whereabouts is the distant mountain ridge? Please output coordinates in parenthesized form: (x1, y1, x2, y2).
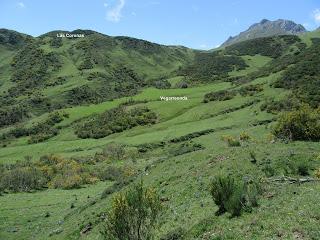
(222, 19, 307, 47)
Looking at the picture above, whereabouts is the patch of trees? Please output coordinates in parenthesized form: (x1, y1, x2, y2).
(67, 85, 104, 105)
(274, 40, 320, 107)
(115, 36, 163, 54)
(239, 84, 263, 96)
(153, 79, 171, 89)
(203, 90, 236, 102)
(273, 104, 320, 141)
(260, 97, 301, 113)
(50, 37, 62, 48)
(225, 35, 301, 58)
(4, 111, 68, 143)
(9, 44, 62, 95)
(181, 51, 248, 82)
(87, 72, 109, 81)
(67, 67, 144, 106)
(0, 29, 32, 47)
(75, 106, 157, 139)
(0, 104, 28, 127)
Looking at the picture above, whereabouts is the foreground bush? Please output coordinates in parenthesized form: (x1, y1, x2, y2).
(273, 104, 320, 141)
(209, 175, 260, 217)
(103, 181, 162, 240)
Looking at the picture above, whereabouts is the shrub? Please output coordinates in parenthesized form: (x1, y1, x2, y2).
(160, 227, 184, 240)
(210, 175, 240, 216)
(98, 166, 124, 181)
(209, 175, 260, 217)
(221, 135, 241, 147)
(239, 132, 250, 141)
(175, 81, 188, 89)
(0, 167, 46, 192)
(49, 173, 83, 189)
(169, 142, 204, 156)
(103, 181, 162, 240)
(154, 80, 171, 89)
(273, 104, 320, 141)
(315, 168, 320, 179)
(102, 143, 126, 161)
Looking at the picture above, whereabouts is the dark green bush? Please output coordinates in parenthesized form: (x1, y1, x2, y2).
(169, 142, 204, 156)
(154, 79, 171, 89)
(209, 175, 260, 217)
(160, 227, 184, 240)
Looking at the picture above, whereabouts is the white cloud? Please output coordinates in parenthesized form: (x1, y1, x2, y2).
(17, 2, 25, 8)
(199, 44, 208, 49)
(104, 0, 125, 23)
(313, 9, 320, 24)
(302, 23, 310, 28)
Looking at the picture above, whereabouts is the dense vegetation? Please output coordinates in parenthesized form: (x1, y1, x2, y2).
(9, 44, 62, 96)
(181, 51, 247, 82)
(0, 104, 28, 127)
(273, 104, 320, 141)
(203, 90, 236, 102)
(75, 106, 157, 139)
(274, 38, 320, 107)
(225, 35, 301, 58)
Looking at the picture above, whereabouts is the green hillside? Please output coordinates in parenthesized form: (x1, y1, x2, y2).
(0, 29, 320, 240)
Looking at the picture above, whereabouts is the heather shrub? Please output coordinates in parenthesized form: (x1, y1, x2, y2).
(102, 181, 162, 240)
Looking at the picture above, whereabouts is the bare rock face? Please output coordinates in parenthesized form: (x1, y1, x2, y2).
(222, 19, 307, 47)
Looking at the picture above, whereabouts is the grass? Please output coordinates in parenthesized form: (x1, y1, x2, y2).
(0, 30, 320, 240)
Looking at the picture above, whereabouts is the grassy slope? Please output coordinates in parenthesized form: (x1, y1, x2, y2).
(0, 31, 320, 239)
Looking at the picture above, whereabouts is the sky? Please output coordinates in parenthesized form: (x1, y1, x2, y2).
(0, 0, 320, 49)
